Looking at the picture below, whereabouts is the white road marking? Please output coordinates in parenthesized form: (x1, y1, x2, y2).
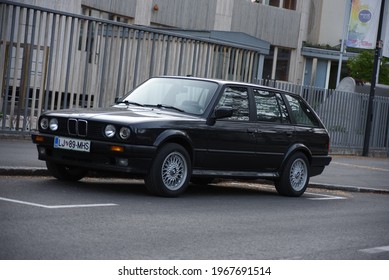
(0, 196, 117, 209)
(359, 245, 389, 254)
(305, 192, 347, 200)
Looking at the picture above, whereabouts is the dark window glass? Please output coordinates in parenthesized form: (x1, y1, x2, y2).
(283, 0, 296, 10)
(217, 87, 249, 121)
(253, 89, 290, 123)
(285, 95, 320, 127)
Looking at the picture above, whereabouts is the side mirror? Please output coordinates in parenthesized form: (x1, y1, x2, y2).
(214, 106, 233, 119)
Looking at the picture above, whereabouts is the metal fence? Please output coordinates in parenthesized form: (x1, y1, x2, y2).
(256, 79, 389, 153)
(1, 1, 389, 155)
(0, 1, 262, 132)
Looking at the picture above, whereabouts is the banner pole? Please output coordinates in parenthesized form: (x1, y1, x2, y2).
(362, 0, 386, 156)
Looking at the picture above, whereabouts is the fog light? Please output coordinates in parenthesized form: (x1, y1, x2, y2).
(38, 146, 46, 156)
(116, 158, 128, 167)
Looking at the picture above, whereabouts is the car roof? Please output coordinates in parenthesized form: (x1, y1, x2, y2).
(157, 75, 296, 96)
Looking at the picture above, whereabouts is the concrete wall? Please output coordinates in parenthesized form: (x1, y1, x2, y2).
(317, 0, 346, 46)
(230, 0, 301, 48)
(150, 0, 217, 29)
(82, 0, 137, 18)
(12, 0, 82, 13)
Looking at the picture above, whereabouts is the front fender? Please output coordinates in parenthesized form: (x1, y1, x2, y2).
(153, 129, 192, 147)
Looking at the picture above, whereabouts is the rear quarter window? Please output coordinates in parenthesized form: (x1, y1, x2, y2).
(285, 94, 320, 127)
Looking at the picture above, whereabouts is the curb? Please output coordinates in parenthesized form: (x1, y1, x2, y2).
(0, 167, 48, 176)
(309, 182, 389, 195)
(1, 167, 389, 195)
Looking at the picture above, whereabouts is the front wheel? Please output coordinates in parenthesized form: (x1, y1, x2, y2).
(275, 152, 310, 197)
(46, 161, 87, 181)
(145, 143, 191, 197)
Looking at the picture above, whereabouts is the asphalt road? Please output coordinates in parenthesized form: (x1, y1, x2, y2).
(1, 176, 388, 260)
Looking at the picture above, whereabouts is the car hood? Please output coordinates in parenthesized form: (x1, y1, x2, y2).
(44, 105, 199, 123)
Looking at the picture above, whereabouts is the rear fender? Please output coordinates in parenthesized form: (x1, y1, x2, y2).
(279, 143, 312, 173)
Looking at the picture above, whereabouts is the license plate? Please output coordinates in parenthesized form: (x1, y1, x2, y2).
(54, 136, 91, 152)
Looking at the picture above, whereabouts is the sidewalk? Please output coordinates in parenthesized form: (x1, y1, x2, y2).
(1, 137, 389, 193)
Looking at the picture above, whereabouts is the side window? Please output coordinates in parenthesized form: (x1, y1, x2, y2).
(253, 89, 290, 124)
(217, 86, 249, 121)
(285, 94, 320, 127)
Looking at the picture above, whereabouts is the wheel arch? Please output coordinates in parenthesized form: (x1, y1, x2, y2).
(279, 143, 312, 174)
(153, 130, 194, 162)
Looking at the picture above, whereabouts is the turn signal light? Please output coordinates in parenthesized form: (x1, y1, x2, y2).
(34, 136, 45, 142)
(110, 145, 124, 152)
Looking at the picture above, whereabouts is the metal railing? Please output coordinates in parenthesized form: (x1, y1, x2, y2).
(0, 1, 262, 132)
(256, 79, 389, 153)
(1, 1, 388, 155)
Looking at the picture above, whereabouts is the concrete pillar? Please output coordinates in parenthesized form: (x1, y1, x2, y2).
(271, 46, 278, 80)
(289, 0, 311, 84)
(134, 0, 152, 25)
(214, 0, 234, 31)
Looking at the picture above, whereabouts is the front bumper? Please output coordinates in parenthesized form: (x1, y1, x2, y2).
(31, 133, 157, 175)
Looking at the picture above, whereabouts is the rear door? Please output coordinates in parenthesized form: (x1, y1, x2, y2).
(251, 89, 295, 171)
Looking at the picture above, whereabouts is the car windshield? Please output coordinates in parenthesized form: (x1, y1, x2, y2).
(121, 77, 219, 115)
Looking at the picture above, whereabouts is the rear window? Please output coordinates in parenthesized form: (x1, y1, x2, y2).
(285, 94, 320, 127)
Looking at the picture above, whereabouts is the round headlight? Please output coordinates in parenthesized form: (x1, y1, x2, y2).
(119, 127, 131, 140)
(49, 118, 58, 131)
(40, 118, 49, 130)
(104, 124, 116, 138)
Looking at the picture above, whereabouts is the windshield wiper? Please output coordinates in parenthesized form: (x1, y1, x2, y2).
(117, 100, 144, 107)
(156, 104, 184, 112)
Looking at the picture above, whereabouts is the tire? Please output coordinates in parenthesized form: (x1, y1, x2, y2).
(275, 152, 310, 197)
(145, 143, 191, 197)
(46, 161, 87, 181)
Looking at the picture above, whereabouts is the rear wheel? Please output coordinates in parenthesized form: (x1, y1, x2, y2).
(46, 161, 87, 181)
(275, 152, 309, 197)
(145, 143, 191, 197)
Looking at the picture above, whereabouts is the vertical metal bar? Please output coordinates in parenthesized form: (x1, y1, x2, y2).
(177, 38, 185, 76)
(0, 4, 6, 109)
(81, 20, 93, 108)
(23, 8, 38, 131)
(63, 17, 75, 109)
(148, 32, 157, 78)
(133, 29, 142, 87)
(204, 43, 210, 77)
(2, 5, 17, 130)
(98, 24, 109, 107)
(115, 27, 127, 99)
(163, 35, 171, 75)
(15, 7, 30, 131)
(44, 13, 56, 111)
(192, 41, 198, 76)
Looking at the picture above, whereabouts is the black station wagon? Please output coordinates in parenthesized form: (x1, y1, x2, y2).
(32, 76, 331, 197)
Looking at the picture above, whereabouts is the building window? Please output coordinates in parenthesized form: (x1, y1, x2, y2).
(263, 46, 274, 80)
(275, 48, 291, 81)
(268, 0, 280, 7)
(283, 0, 296, 10)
